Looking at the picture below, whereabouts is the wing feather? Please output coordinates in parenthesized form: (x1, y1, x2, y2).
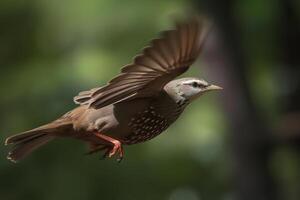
(74, 17, 211, 109)
(142, 46, 170, 69)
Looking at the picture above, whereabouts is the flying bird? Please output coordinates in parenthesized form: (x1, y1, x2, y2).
(5, 17, 222, 163)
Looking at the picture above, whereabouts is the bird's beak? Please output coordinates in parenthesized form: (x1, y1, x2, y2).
(206, 84, 223, 91)
(194, 84, 222, 100)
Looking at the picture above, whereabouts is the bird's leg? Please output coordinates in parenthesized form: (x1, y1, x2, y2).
(93, 132, 124, 162)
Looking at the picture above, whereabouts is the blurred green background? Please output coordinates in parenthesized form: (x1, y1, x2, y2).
(0, 0, 299, 200)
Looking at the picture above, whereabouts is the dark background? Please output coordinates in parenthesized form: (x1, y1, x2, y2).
(0, 0, 299, 200)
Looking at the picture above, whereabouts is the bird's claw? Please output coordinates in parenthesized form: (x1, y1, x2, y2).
(100, 142, 124, 162)
(93, 132, 124, 162)
(116, 157, 123, 163)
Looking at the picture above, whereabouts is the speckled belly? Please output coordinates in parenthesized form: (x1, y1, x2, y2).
(123, 106, 170, 145)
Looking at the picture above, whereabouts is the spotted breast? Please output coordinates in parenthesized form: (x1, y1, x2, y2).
(123, 96, 189, 145)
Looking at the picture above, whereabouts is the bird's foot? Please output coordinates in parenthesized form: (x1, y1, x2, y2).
(103, 140, 124, 162)
(94, 132, 124, 162)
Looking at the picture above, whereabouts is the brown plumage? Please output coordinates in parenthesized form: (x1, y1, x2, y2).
(5, 17, 222, 163)
(73, 18, 207, 108)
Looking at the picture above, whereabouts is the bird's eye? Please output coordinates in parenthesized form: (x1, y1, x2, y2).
(192, 82, 199, 88)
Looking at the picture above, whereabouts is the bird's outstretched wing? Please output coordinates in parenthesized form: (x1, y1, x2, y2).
(74, 17, 210, 109)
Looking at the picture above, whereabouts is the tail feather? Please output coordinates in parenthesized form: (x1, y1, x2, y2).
(6, 133, 55, 163)
(5, 125, 56, 145)
(5, 109, 78, 163)
(4, 123, 64, 163)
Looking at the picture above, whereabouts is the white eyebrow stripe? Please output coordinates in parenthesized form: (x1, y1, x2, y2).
(183, 79, 208, 86)
(183, 80, 199, 85)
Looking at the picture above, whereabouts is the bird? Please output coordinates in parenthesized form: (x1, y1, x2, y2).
(4, 17, 222, 163)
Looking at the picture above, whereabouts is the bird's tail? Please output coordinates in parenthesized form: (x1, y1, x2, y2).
(4, 120, 70, 163)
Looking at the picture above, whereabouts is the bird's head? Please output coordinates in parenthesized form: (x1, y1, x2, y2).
(164, 77, 222, 102)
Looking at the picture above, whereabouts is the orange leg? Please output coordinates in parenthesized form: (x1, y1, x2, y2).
(93, 132, 124, 162)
